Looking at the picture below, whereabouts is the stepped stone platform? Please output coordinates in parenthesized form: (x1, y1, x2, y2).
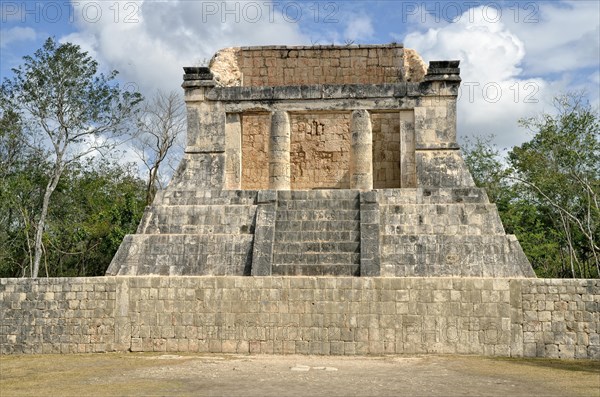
(7, 45, 599, 361)
(107, 44, 535, 278)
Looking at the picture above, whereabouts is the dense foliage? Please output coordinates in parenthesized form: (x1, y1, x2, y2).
(0, 37, 142, 277)
(463, 93, 599, 278)
(0, 144, 146, 277)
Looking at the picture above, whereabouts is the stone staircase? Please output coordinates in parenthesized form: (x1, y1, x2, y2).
(271, 191, 361, 276)
(109, 187, 534, 278)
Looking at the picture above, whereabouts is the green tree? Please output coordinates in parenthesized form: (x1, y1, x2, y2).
(462, 135, 510, 205)
(463, 93, 599, 278)
(42, 160, 146, 277)
(0, 155, 146, 278)
(0, 109, 48, 276)
(510, 93, 599, 278)
(462, 136, 563, 277)
(0, 37, 142, 277)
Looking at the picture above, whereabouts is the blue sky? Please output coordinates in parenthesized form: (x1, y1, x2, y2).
(1, 0, 599, 150)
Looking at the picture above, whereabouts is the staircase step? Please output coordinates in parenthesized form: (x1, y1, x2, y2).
(272, 241, 360, 254)
(275, 220, 360, 232)
(273, 252, 360, 265)
(276, 209, 360, 221)
(378, 188, 489, 204)
(157, 190, 258, 205)
(277, 190, 361, 201)
(267, 189, 363, 272)
(379, 203, 504, 235)
(274, 231, 361, 242)
(277, 199, 359, 210)
(272, 263, 360, 276)
(142, 204, 257, 234)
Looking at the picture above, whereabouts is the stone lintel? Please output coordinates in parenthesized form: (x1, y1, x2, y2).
(184, 148, 225, 154)
(181, 80, 216, 89)
(428, 60, 460, 70)
(423, 60, 461, 83)
(183, 66, 214, 80)
(415, 143, 460, 150)
(182, 67, 216, 91)
(204, 81, 461, 102)
(257, 190, 277, 204)
(238, 43, 404, 51)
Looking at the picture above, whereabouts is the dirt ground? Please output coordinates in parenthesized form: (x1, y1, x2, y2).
(0, 353, 598, 397)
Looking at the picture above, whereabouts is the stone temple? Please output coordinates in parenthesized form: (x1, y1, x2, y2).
(107, 44, 535, 278)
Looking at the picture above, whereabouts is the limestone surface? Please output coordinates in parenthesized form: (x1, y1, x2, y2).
(107, 44, 535, 278)
(209, 47, 242, 87)
(1, 277, 597, 358)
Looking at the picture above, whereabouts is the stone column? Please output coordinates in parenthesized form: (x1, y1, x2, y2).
(350, 109, 373, 190)
(268, 111, 291, 190)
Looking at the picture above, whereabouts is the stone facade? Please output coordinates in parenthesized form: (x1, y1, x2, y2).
(106, 44, 534, 278)
(290, 112, 352, 190)
(4, 45, 594, 360)
(241, 113, 270, 189)
(1, 277, 598, 359)
(209, 45, 426, 87)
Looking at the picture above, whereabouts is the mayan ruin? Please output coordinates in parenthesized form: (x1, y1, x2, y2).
(2, 44, 597, 362)
(107, 44, 535, 279)
(1, 0, 599, 392)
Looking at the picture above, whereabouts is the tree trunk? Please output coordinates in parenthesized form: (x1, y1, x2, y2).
(32, 163, 63, 278)
(146, 165, 158, 206)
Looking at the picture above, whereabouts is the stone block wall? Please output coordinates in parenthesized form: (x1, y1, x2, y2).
(290, 112, 351, 189)
(372, 112, 401, 188)
(376, 188, 533, 278)
(241, 113, 270, 190)
(106, 190, 259, 276)
(1, 277, 598, 359)
(235, 109, 414, 191)
(518, 279, 599, 358)
(107, 50, 532, 277)
(108, 187, 533, 278)
(236, 45, 406, 87)
(0, 278, 121, 354)
(181, 58, 464, 196)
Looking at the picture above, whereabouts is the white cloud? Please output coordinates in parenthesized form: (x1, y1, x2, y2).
(0, 26, 37, 48)
(406, 8, 526, 83)
(402, 3, 599, 149)
(504, 1, 600, 75)
(57, 0, 309, 180)
(343, 15, 374, 42)
(63, 0, 308, 96)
